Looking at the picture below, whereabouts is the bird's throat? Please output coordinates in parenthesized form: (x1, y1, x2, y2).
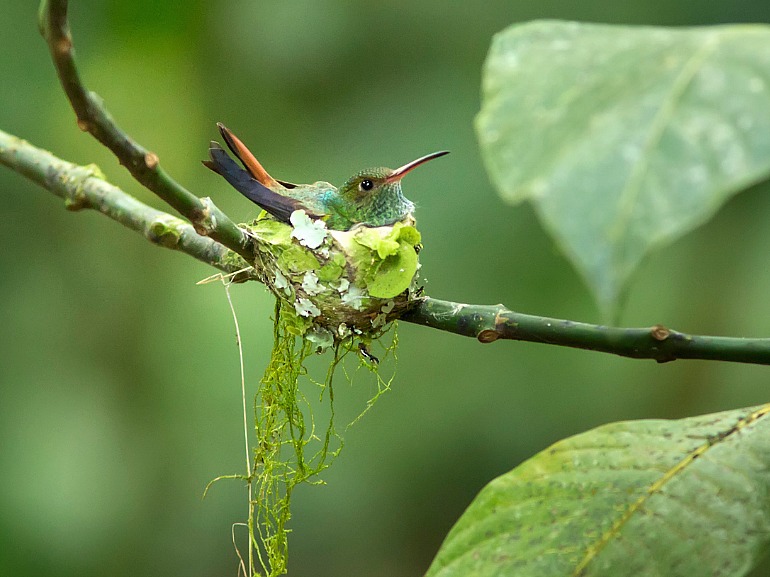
(365, 186, 415, 227)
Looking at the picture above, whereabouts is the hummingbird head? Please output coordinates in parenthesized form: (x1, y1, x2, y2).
(338, 151, 449, 227)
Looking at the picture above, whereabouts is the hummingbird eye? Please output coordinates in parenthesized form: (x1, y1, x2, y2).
(359, 179, 374, 192)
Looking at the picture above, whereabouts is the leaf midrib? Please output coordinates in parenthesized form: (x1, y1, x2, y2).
(570, 403, 770, 576)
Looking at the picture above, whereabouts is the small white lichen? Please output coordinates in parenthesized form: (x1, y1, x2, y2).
(337, 323, 350, 338)
(295, 298, 321, 317)
(332, 278, 350, 293)
(290, 210, 328, 249)
(341, 284, 366, 310)
(380, 300, 395, 314)
(301, 271, 326, 296)
(274, 270, 289, 291)
(306, 326, 334, 352)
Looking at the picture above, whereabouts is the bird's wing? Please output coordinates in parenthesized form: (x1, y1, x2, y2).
(203, 141, 320, 224)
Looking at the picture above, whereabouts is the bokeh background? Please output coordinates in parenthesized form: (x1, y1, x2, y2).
(2, 1, 770, 576)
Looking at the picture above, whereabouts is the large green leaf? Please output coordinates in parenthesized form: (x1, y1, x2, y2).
(426, 405, 770, 577)
(476, 21, 770, 316)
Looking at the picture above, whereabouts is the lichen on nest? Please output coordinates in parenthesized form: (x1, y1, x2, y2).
(246, 209, 423, 348)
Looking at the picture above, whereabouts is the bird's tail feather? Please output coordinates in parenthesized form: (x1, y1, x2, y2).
(216, 123, 282, 189)
(203, 141, 312, 224)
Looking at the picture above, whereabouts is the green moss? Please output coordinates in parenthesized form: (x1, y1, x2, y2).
(222, 212, 421, 576)
(354, 222, 421, 257)
(355, 226, 401, 259)
(209, 269, 402, 576)
(316, 253, 346, 282)
(277, 244, 320, 274)
(246, 300, 399, 576)
(220, 248, 251, 272)
(249, 299, 330, 576)
(250, 218, 293, 245)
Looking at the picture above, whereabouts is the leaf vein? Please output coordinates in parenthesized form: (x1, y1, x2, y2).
(607, 33, 720, 250)
(570, 403, 770, 576)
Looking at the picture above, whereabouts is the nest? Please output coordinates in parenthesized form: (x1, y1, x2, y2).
(245, 211, 422, 349)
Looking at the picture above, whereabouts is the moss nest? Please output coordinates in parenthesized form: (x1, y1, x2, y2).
(245, 210, 422, 349)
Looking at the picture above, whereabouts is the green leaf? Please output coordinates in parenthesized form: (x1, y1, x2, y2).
(366, 242, 419, 298)
(316, 254, 345, 282)
(342, 224, 422, 298)
(355, 225, 400, 259)
(426, 405, 770, 577)
(396, 223, 422, 246)
(476, 21, 770, 317)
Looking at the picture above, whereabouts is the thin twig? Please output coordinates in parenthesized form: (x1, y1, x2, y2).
(222, 281, 254, 577)
(401, 298, 770, 365)
(38, 0, 255, 262)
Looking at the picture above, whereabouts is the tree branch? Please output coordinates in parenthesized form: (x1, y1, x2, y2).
(37, 0, 256, 262)
(3, 127, 769, 365)
(402, 298, 770, 365)
(1, 1, 765, 367)
(0, 129, 255, 279)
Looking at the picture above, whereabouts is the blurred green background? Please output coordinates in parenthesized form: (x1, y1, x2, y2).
(2, 1, 770, 576)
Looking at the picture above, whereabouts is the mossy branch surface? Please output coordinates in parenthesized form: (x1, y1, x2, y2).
(38, 0, 255, 261)
(0, 129, 254, 277)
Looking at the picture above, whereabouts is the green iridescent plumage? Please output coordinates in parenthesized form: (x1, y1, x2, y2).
(204, 123, 447, 231)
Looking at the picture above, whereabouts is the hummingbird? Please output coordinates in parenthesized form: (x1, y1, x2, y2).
(203, 123, 448, 231)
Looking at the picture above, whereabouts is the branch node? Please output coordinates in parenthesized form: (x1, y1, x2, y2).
(55, 35, 72, 56)
(144, 152, 159, 170)
(63, 192, 87, 211)
(651, 324, 670, 341)
(58, 163, 104, 211)
(191, 197, 216, 236)
(76, 118, 89, 132)
(147, 215, 183, 248)
(478, 329, 501, 343)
